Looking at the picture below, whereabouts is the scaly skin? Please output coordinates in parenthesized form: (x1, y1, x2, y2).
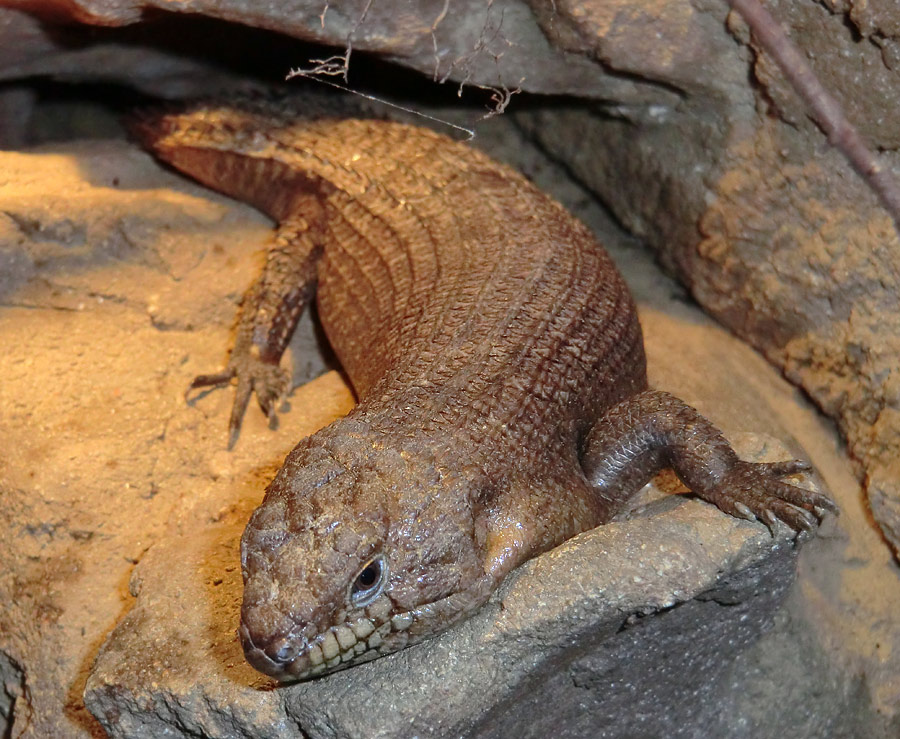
(133, 95, 837, 681)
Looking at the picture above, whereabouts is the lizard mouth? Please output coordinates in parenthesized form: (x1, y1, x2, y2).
(239, 595, 417, 681)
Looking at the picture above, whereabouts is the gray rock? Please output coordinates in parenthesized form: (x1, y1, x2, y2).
(474, 545, 798, 739)
(510, 0, 900, 558)
(83, 474, 808, 739)
(0, 0, 703, 102)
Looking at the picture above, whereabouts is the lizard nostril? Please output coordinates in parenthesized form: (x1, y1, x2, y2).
(268, 638, 298, 665)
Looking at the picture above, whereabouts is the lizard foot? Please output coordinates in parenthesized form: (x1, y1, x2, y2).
(582, 390, 839, 537)
(704, 459, 838, 536)
(187, 353, 290, 449)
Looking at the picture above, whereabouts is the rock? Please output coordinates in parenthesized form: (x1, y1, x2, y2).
(82, 471, 805, 739)
(0, 0, 613, 101)
(1, 121, 898, 737)
(0, 9, 268, 149)
(511, 0, 900, 557)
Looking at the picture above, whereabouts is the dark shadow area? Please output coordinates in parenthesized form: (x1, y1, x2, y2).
(1, 10, 540, 149)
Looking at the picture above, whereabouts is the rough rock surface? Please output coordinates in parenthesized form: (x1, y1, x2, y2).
(1, 119, 898, 737)
(0, 0, 696, 101)
(82, 483, 806, 739)
(515, 0, 900, 557)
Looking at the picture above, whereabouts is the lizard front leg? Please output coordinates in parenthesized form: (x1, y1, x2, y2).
(582, 390, 838, 531)
(189, 214, 324, 448)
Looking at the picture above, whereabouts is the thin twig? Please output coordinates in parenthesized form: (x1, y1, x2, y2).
(431, 0, 451, 81)
(284, 71, 477, 139)
(728, 0, 900, 233)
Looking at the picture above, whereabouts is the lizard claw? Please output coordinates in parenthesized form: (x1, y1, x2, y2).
(227, 372, 255, 450)
(186, 368, 237, 396)
(187, 352, 290, 450)
(706, 459, 837, 536)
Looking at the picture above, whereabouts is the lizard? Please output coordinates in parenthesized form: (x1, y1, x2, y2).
(132, 94, 837, 681)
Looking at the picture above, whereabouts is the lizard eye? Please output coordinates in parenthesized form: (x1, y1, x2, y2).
(350, 555, 388, 608)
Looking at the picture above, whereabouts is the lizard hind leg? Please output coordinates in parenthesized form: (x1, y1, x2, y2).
(581, 389, 838, 533)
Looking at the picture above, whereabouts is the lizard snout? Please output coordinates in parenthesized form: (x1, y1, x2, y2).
(239, 621, 311, 680)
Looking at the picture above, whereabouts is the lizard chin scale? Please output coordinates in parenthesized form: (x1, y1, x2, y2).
(239, 602, 420, 680)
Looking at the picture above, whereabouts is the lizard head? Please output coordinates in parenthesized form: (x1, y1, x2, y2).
(238, 420, 493, 681)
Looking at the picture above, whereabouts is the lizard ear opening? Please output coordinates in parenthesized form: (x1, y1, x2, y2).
(349, 554, 388, 608)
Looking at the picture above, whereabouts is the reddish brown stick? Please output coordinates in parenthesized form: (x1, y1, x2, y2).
(729, 0, 900, 232)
